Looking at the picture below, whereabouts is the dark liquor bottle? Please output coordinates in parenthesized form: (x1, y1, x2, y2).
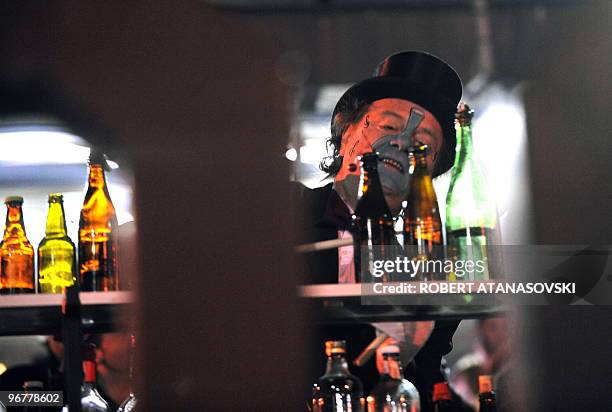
(0, 196, 35, 294)
(367, 351, 420, 412)
(312, 340, 365, 412)
(432, 382, 453, 412)
(403, 145, 443, 280)
(478, 375, 497, 412)
(79, 152, 119, 291)
(352, 152, 396, 283)
(445, 103, 501, 281)
(81, 345, 110, 412)
(22, 381, 44, 412)
(38, 193, 77, 293)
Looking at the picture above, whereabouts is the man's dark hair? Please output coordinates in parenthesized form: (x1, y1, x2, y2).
(319, 97, 370, 176)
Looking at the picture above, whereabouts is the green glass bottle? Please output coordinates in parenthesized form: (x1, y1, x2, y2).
(445, 103, 501, 281)
(38, 193, 77, 293)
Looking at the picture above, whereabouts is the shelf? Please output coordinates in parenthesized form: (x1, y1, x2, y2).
(299, 284, 507, 323)
(0, 291, 133, 336)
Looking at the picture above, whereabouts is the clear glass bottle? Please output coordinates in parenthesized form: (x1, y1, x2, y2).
(352, 152, 396, 283)
(0, 196, 35, 294)
(478, 375, 497, 412)
(38, 193, 77, 293)
(432, 382, 453, 412)
(367, 351, 420, 412)
(445, 103, 501, 281)
(403, 145, 443, 280)
(81, 345, 110, 412)
(117, 333, 138, 412)
(312, 340, 365, 412)
(79, 152, 119, 291)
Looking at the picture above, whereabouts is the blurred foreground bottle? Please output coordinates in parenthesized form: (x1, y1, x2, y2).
(432, 382, 453, 412)
(478, 375, 497, 412)
(117, 333, 138, 412)
(367, 350, 420, 412)
(81, 345, 110, 412)
(403, 145, 443, 280)
(79, 152, 119, 291)
(0, 196, 35, 294)
(446, 103, 501, 281)
(352, 152, 396, 283)
(38, 194, 77, 293)
(312, 340, 365, 412)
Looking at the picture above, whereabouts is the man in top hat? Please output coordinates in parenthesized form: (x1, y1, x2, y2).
(298, 51, 469, 410)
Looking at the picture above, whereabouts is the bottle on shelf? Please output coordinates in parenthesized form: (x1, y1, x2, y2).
(312, 340, 365, 412)
(38, 193, 77, 294)
(403, 145, 443, 280)
(432, 382, 453, 412)
(478, 375, 497, 412)
(352, 152, 396, 283)
(0, 196, 35, 294)
(79, 151, 119, 291)
(367, 349, 420, 412)
(81, 344, 110, 412)
(445, 103, 501, 281)
(117, 332, 138, 412)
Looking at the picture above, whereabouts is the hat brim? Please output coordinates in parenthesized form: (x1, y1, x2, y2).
(333, 76, 457, 177)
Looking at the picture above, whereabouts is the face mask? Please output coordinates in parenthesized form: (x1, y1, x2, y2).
(334, 108, 424, 212)
(371, 108, 424, 200)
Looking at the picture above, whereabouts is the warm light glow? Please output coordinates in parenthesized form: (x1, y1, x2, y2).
(285, 147, 298, 162)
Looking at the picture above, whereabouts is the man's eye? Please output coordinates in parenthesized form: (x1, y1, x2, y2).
(381, 125, 398, 131)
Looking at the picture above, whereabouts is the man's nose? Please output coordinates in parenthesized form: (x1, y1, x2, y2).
(389, 133, 413, 152)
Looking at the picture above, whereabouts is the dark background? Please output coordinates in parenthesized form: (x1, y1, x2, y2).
(0, 0, 610, 409)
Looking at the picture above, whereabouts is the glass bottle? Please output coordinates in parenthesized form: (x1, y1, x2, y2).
(312, 340, 365, 412)
(22, 381, 44, 412)
(367, 351, 420, 412)
(352, 152, 396, 283)
(0, 196, 35, 294)
(403, 145, 443, 280)
(79, 152, 119, 291)
(81, 345, 110, 412)
(38, 194, 77, 293)
(117, 333, 138, 412)
(432, 382, 453, 412)
(445, 103, 501, 281)
(478, 375, 497, 412)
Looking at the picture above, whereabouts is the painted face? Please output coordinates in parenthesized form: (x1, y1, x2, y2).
(334, 98, 443, 214)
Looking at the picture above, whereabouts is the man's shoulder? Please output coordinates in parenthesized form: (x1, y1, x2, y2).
(290, 181, 333, 217)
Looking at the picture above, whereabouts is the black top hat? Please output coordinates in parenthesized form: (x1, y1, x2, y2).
(332, 51, 462, 176)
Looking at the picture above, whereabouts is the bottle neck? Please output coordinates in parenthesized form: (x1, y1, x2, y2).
(88, 164, 108, 189)
(324, 353, 351, 376)
(382, 355, 404, 380)
(45, 201, 68, 236)
(454, 123, 474, 169)
(3, 203, 27, 239)
(83, 360, 97, 384)
(355, 159, 391, 218)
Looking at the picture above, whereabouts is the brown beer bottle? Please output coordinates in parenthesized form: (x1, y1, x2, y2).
(79, 152, 119, 291)
(403, 145, 443, 280)
(0, 196, 35, 294)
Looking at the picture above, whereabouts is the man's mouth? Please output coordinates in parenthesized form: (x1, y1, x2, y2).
(379, 157, 404, 174)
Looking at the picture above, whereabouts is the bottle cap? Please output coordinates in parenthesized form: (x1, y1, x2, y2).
(478, 375, 494, 394)
(455, 102, 474, 126)
(380, 344, 400, 358)
(324, 340, 347, 356)
(5, 196, 24, 205)
(410, 144, 428, 155)
(433, 382, 452, 401)
(48, 193, 63, 203)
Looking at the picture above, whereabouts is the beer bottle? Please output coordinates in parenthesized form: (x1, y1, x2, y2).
(79, 152, 119, 291)
(38, 193, 77, 294)
(367, 350, 420, 411)
(312, 340, 365, 412)
(352, 152, 396, 283)
(0, 196, 35, 294)
(446, 103, 501, 281)
(478, 375, 498, 412)
(403, 145, 443, 280)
